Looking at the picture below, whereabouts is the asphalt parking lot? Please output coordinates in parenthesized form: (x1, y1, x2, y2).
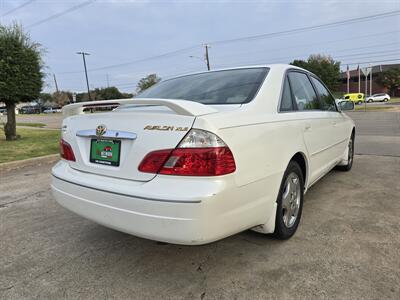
(1, 111, 399, 299)
(348, 111, 400, 157)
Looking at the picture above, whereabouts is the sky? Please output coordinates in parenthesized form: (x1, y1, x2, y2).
(0, 0, 399, 93)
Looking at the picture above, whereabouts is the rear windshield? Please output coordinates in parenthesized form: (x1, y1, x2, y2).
(138, 67, 269, 104)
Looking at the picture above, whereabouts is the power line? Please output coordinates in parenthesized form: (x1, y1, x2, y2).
(52, 47, 399, 91)
(211, 31, 400, 62)
(54, 10, 400, 75)
(1, 0, 35, 17)
(52, 56, 400, 92)
(53, 50, 399, 91)
(341, 58, 400, 66)
(334, 49, 399, 59)
(58, 45, 199, 74)
(340, 53, 399, 62)
(28, 0, 96, 28)
(209, 10, 400, 45)
(214, 48, 400, 69)
(54, 30, 399, 79)
(71, 59, 400, 92)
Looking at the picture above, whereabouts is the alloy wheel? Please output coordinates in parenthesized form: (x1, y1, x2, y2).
(281, 172, 301, 228)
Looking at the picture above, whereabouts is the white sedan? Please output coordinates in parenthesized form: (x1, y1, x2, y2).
(51, 64, 355, 245)
(366, 93, 390, 103)
(44, 107, 62, 114)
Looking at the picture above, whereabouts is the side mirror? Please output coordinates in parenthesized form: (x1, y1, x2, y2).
(338, 101, 355, 111)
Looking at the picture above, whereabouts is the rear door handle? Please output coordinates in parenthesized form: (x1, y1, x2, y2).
(332, 121, 337, 126)
(304, 123, 311, 131)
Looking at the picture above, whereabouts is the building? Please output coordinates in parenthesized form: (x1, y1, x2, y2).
(339, 64, 400, 97)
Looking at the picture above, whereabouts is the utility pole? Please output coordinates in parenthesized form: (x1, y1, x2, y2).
(204, 44, 210, 71)
(365, 72, 368, 112)
(53, 74, 59, 93)
(369, 64, 373, 96)
(106, 73, 110, 88)
(76, 51, 91, 100)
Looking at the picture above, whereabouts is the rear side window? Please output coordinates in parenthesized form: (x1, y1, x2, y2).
(310, 77, 337, 111)
(280, 76, 294, 111)
(138, 68, 269, 104)
(287, 72, 320, 110)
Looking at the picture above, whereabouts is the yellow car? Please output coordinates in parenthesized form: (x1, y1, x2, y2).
(343, 93, 365, 105)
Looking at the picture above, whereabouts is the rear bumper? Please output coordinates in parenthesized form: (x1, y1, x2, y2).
(51, 161, 279, 245)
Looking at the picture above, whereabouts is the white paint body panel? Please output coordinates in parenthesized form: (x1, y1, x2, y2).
(51, 64, 355, 245)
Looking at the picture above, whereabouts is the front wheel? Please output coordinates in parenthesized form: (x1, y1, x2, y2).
(273, 161, 304, 240)
(336, 133, 354, 171)
(384, 98, 388, 102)
(368, 99, 373, 103)
(357, 101, 362, 105)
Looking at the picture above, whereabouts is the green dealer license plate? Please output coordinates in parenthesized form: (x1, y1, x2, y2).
(90, 139, 121, 166)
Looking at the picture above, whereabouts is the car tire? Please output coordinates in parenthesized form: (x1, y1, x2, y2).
(336, 133, 354, 172)
(368, 99, 373, 103)
(273, 161, 304, 240)
(384, 98, 388, 102)
(357, 101, 362, 105)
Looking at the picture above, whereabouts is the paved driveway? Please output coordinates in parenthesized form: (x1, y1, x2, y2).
(1, 111, 399, 299)
(347, 111, 400, 157)
(14, 113, 63, 129)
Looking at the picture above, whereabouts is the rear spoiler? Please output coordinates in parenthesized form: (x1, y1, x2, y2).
(62, 98, 217, 118)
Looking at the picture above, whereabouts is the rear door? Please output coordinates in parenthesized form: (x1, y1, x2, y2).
(310, 76, 348, 163)
(287, 71, 335, 183)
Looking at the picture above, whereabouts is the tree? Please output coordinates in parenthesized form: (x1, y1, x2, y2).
(39, 92, 52, 103)
(53, 91, 71, 107)
(376, 68, 400, 97)
(291, 54, 341, 91)
(76, 86, 133, 102)
(0, 23, 43, 140)
(136, 74, 161, 93)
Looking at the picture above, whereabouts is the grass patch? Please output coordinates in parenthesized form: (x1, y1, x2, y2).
(16, 122, 46, 128)
(388, 97, 400, 103)
(0, 128, 60, 163)
(354, 105, 393, 111)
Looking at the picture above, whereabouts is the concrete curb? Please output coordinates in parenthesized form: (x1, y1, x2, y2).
(0, 154, 59, 172)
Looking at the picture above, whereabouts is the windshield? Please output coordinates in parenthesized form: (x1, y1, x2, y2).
(138, 67, 269, 104)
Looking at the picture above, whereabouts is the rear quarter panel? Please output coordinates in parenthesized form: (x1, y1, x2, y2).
(194, 113, 309, 188)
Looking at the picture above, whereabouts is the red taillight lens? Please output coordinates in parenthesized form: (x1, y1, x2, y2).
(138, 149, 172, 173)
(160, 147, 236, 176)
(139, 147, 236, 176)
(60, 139, 76, 161)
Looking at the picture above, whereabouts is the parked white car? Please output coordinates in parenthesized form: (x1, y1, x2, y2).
(51, 64, 355, 245)
(366, 93, 390, 102)
(44, 107, 62, 114)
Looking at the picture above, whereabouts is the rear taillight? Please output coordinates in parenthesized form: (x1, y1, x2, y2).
(138, 149, 172, 173)
(159, 147, 235, 176)
(138, 129, 236, 176)
(60, 139, 76, 161)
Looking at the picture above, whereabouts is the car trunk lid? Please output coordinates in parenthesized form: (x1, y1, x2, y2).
(63, 109, 195, 182)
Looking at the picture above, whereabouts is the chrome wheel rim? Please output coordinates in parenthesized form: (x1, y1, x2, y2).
(281, 172, 301, 228)
(348, 138, 354, 165)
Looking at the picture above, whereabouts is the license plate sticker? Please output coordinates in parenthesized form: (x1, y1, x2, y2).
(90, 139, 121, 166)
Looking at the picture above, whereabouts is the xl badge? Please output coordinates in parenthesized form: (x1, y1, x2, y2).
(96, 124, 107, 137)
